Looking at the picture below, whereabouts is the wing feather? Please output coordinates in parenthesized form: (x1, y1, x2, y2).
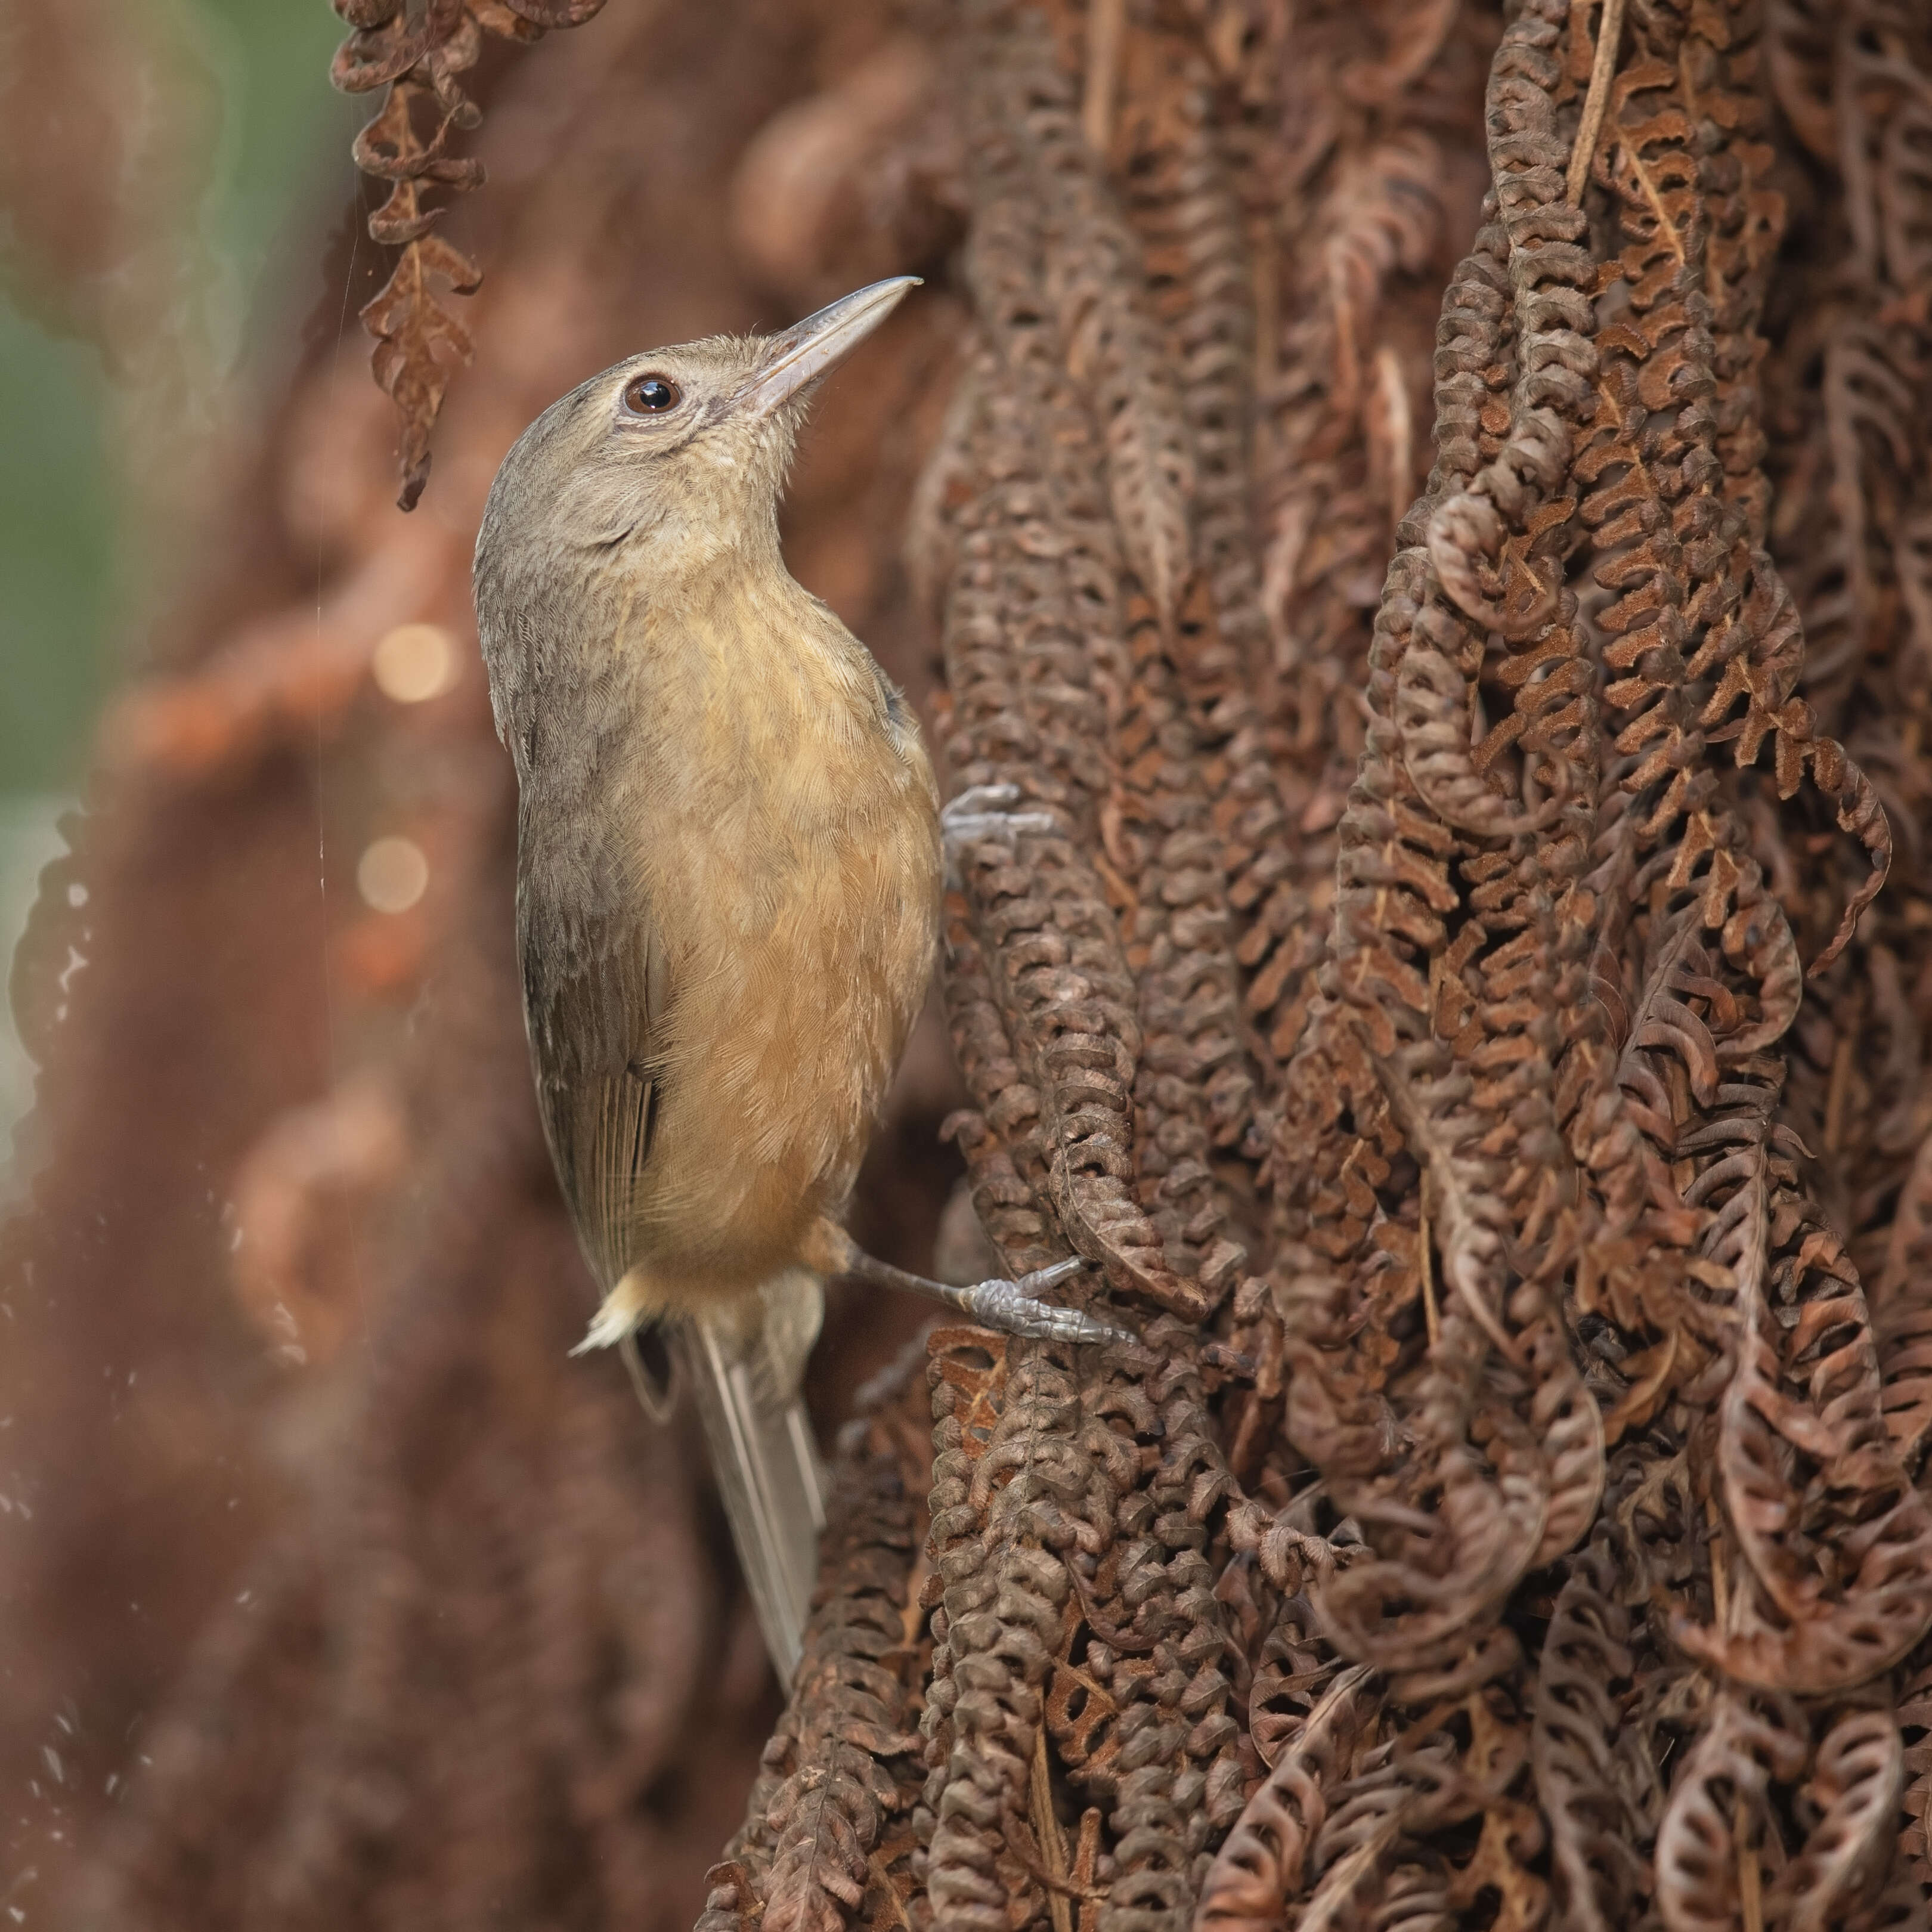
(520, 874, 664, 1293)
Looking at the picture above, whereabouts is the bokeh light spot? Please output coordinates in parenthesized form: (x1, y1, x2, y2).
(371, 623, 456, 703)
(356, 837, 429, 914)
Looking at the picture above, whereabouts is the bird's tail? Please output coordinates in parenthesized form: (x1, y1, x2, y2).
(677, 1269, 828, 1682)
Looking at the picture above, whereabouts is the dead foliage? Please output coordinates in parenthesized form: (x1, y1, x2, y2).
(12, 0, 1932, 1926)
(330, 0, 610, 509)
(710, 0, 1932, 1927)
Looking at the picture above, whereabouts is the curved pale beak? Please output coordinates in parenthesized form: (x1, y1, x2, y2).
(738, 276, 922, 419)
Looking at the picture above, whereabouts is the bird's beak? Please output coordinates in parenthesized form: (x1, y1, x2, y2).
(738, 277, 922, 419)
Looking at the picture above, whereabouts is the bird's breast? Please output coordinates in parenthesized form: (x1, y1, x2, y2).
(626, 596, 940, 1108)
(639, 634, 917, 901)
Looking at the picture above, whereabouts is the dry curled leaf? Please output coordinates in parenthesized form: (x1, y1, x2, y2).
(330, 0, 609, 508)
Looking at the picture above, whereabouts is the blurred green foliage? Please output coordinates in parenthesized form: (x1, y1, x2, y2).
(0, 322, 113, 795)
(0, 0, 348, 797)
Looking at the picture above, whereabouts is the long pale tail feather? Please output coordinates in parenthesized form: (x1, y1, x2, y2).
(679, 1269, 828, 1681)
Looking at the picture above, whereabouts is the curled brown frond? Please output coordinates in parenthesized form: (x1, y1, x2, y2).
(330, 0, 610, 509)
(1193, 1665, 1374, 1932)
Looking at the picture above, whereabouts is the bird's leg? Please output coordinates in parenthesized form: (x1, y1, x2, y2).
(850, 1248, 1131, 1347)
(804, 1219, 1131, 1346)
(940, 782, 1058, 882)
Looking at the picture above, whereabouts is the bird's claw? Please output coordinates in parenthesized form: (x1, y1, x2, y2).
(955, 1256, 1129, 1347)
(941, 784, 1059, 876)
(942, 781, 1036, 826)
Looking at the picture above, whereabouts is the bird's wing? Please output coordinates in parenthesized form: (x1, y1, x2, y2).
(518, 869, 826, 1680)
(519, 881, 664, 1295)
(682, 1271, 828, 1680)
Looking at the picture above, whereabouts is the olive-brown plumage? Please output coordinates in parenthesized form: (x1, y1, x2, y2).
(473, 279, 1116, 1676)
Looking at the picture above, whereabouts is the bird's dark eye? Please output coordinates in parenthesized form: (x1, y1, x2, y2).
(623, 374, 681, 414)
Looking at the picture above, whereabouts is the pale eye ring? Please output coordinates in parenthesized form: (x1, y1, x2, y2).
(623, 373, 681, 414)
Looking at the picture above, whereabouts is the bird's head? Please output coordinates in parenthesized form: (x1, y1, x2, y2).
(476, 276, 919, 593)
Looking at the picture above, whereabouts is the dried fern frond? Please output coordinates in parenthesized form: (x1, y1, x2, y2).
(330, 0, 609, 509)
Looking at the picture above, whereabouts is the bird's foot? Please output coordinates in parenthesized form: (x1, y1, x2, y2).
(942, 1257, 1129, 1346)
(829, 1232, 1131, 1348)
(940, 783, 1059, 876)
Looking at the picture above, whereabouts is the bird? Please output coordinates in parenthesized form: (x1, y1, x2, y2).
(472, 276, 1123, 1679)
